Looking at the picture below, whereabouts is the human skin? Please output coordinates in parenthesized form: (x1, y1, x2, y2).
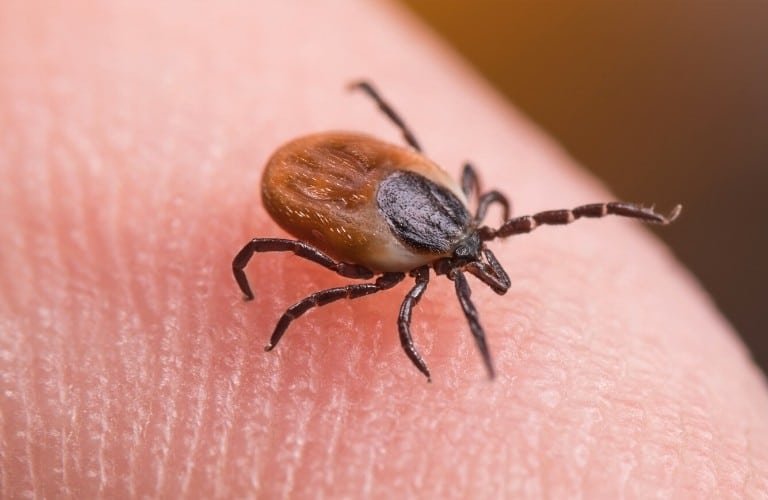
(1, 0, 767, 498)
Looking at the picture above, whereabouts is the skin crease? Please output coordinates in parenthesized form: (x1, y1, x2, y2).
(1, 0, 767, 498)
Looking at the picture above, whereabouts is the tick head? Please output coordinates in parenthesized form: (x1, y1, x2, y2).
(452, 231, 482, 263)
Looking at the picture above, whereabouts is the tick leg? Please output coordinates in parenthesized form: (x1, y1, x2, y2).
(349, 81, 422, 152)
(451, 271, 496, 379)
(232, 238, 374, 300)
(481, 202, 683, 241)
(461, 163, 481, 201)
(461, 163, 511, 223)
(266, 272, 406, 351)
(397, 266, 432, 381)
(475, 190, 511, 225)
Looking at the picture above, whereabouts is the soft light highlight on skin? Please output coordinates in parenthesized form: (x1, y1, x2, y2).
(1, 0, 767, 498)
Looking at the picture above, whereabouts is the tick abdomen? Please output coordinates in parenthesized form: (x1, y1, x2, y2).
(261, 132, 468, 271)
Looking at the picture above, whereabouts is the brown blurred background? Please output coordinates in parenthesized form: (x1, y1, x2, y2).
(401, 1, 768, 373)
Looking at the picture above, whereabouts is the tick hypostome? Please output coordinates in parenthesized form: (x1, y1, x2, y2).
(232, 81, 681, 381)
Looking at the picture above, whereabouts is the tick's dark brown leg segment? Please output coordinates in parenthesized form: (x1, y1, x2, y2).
(349, 81, 422, 152)
(451, 270, 496, 379)
(265, 272, 406, 351)
(480, 202, 683, 241)
(232, 238, 374, 300)
(461, 163, 510, 223)
(397, 266, 432, 381)
(461, 163, 481, 201)
(475, 190, 511, 225)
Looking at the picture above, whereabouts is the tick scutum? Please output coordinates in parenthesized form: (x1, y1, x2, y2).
(376, 171, 472, 255)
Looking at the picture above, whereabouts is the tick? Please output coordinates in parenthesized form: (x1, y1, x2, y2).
(233, 81, 681, 381)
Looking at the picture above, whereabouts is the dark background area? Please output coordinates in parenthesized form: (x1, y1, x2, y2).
(402, 1, 768, 373)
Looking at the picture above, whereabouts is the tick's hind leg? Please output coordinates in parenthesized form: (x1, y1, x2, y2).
(232, 238, 374, 300)
(266, 272, 406, 351)
(397, 266, 431, 381)
(349, 81, 422, 152)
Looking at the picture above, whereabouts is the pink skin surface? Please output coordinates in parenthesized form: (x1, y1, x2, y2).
(2, 1, 768, 498)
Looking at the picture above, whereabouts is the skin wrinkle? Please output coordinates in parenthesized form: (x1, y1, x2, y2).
(106, 152, 136, 496)
(216, 337, 248, 498)
(159, 187, 208, 497)
(26, 110, 64, 499)
(214, 330, 254, 496)
(284, 388, 314, 498)
(0, 128, 26, 497)
(155, 326, 178, 495)
(17, 338, 38, 500)
(60, 121, 114, 498)
(120, 237, 157, 497)
(299, 386, 346, 497)
(113, 176, 150, 499)
(176, 189, 232, 494)
(0, 394, 9, 500)
(68, 140, 100, 495)
(176, 341, 210, 497)
(160, 239, 196, 498)
(180, 268, 214, 496)
(102, 168, 134, 494)
(146, 154, 205, 495)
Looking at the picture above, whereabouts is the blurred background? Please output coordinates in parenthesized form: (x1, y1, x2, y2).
(401, 1, 768, 373)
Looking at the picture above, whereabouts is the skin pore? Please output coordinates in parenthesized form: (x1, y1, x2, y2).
(1, 0, 767, 497)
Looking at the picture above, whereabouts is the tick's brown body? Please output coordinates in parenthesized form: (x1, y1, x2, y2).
(262, 132, 467, 272)
(233, 81, 681, 381)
